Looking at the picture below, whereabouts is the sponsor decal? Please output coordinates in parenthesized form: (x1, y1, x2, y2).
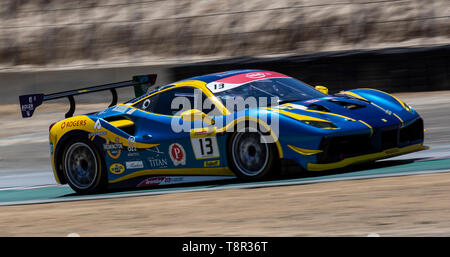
(109, 163, 125, 175)
(89, 119, 107, 137)
(137, 176, 184, 187)
(245, 72, 267, 79)
(127, 136, 137, 152)
(60, 119, 87, 129)
(106, 137, 122, 159)
(148, 157, 169, 168)
(126, 108, 137, 115)
(21, 104, 34, 112)
(138, 177, 165, 186)
(126, 160, 144, 169)
(112, 105, 128, 113)
(103, 143, 123, 150)
(127, 152, 140, 157)
(49, 142, 54, 155)
(204, 160, 220, 167)
(94, 119, 102, 130)
(169, 143, 186, 166)
(128, 136, 136, 145)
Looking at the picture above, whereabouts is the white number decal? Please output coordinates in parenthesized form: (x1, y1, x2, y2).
(191, 136, 220, 159)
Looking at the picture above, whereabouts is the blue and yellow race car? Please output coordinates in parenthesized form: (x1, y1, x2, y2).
(19, 70, 426, 194)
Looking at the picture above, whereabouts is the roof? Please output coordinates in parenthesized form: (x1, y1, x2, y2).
(179, 69, 263, 84)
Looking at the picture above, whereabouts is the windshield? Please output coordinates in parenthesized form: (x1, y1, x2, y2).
(213, 77, 326, 107)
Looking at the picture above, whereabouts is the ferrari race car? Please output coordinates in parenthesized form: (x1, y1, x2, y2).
(19, 70, 426, 194)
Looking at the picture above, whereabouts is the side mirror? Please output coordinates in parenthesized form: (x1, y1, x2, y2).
(180, 109, 215, 125)
(315, 85, 328, 95)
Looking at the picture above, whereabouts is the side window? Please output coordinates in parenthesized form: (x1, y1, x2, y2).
(155, 87, 196, 116)
(133, 87, 224, 116)
(133, 93, 159, 113)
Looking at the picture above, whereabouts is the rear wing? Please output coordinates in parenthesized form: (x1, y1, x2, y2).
(19, 74, 157, 118)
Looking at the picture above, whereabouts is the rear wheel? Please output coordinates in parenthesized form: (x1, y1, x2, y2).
(63, 138, 107, 194)
(228, 130, 278, 180)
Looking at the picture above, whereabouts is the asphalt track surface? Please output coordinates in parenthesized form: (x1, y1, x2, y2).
(0, 91, 449, 206)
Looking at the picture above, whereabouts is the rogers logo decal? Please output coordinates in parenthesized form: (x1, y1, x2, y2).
(245, 72, 269, 79)
(169, 143, 186, 166)
(60, 119, 87, 129)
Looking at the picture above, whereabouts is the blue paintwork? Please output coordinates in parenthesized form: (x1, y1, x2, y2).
(64, 70, 424, 186)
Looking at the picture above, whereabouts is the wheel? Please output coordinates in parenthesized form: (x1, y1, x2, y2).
(62, 138, 107, 194)
(227, 130, 278, 180)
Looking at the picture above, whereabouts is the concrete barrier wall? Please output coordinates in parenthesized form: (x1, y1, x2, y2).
(1, 45, 449, 107)
(171, 45, 450, 93)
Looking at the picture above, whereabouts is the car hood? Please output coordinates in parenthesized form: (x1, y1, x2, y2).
(270, 96, 402, 128)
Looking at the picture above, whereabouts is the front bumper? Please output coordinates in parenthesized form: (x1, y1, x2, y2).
(307, 143, 428, 171)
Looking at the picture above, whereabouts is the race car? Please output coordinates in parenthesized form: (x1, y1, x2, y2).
(19, 70, 426, 194)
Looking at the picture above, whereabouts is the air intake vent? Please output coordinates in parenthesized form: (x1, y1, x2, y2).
(308, 104, 330, 112)
(329, 99, 365, 110)
(104, 116, 135, 135)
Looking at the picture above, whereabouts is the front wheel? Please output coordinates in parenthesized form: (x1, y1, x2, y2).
(62, 138, 107, 194)
(227, 131, 278, 180)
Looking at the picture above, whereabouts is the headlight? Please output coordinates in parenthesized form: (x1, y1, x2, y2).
(301, 120, 337, 129)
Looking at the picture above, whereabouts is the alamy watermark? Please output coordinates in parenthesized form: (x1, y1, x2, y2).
(170, 89, 280, 143)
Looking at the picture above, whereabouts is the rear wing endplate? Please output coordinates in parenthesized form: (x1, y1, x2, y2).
(19, 74, 157, 118)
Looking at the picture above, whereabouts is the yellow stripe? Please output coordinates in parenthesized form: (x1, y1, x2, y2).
(109, 119, 134, 128)
(307, 143, 428, 171)
(109, 167, 235, 183)
(340, 91, 368, 101)
(393, 113, 404, 126)
(131, 81, 231, 116)
(361, 88, 410, 111)
(288, 145, 323, 155)
(358, 120, 373, 136)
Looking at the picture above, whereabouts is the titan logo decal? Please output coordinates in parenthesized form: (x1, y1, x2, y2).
(148, 158, 169, 168)
(109, 163, 125, 175)
(169, 143, 186, 166)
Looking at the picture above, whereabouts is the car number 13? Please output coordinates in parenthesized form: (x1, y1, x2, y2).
(191, 136, 220, 159)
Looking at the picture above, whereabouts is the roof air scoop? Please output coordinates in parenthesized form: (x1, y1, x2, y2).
(328, 99, 366, 110)
(307, 104, 330, 112)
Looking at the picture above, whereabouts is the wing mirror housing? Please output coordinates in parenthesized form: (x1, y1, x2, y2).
(315, 85, 329, 95)
(180, 109, 215, 125)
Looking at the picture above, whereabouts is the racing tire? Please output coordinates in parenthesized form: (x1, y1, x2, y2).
(227, 130, 279, 180)
(62, 138, 107, 194)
